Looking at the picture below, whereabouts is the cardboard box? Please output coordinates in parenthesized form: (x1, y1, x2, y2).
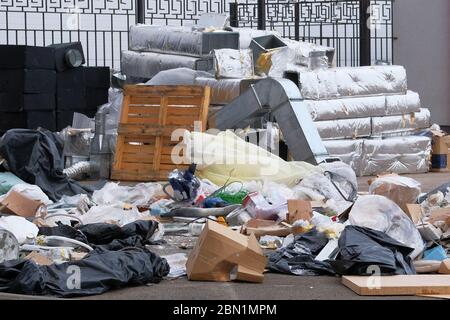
(287, 200, 312, 224)
(431, 131, 450, 171)
(0, 190, 45, 217)
(405, 204, 423, 225)
(439, 259, 450, 274)
(186, 220, 267, 283)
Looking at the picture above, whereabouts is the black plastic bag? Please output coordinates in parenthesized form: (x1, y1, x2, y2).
(330, 226, 416, 275)
(267, 229, 336, 276)
(0, 247, 169, 297)
(39, 220, 160, 249)
(0, 129, 92, 201)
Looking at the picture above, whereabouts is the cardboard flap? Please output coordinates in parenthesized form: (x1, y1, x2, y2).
(1, 190, 45, 217)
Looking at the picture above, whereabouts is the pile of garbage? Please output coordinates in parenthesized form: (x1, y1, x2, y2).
(0, 125, 448, 298)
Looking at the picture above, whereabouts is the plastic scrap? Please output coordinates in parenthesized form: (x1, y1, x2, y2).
(331, 226, 416, 275)
(0, 216, 39, 244)
(349, 195, 425, 259)
(0, 129, 92, 201)
(0, 247, 169, 297)
(92, 182, 164, 207)
(369, 175, 421, 212)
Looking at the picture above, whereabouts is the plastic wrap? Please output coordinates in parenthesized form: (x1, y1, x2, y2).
(306, 91, 421, 121)
(183, 130, 321, 187)
(129, 24, 239, 57)
(92, 182, 164, 207)
(372, 108, 431, 136)
(324, 135, 432, 176)
(349, 195, 425, 259)
(369, 175, 421, 212)
(306, 96, 386, 121)
(298, 66, 408, 100)
(121, 50, 213, 80)
(195, 77, 242, 104)
(213, 49, 254, 79)
(385, 91, 421, 115)
(315, 117, 372, 140)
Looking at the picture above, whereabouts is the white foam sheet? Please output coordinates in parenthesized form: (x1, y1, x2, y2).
(315, 117, 372, 140)
(299, 65, 408, 100)
(120, 50, 212, 79)
(324, 135, 431, 176)
(372, 108, 431, 136)
(305, 90, 421, 121)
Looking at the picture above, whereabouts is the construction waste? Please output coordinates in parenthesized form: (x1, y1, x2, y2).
(0, 14, 448, 299)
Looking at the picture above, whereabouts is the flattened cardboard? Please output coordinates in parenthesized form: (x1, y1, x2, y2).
(429, 207, 450, 225)
(405, 204, 423, 224)
(439, 259, 450, 274)
(287, 200, 312, 224)
(342, 275, 450, 296)
(242, 219, 291, 237)
(0, 190, 45, 217)
(186, 220, 267, 283)
(25, 252, 53, 266)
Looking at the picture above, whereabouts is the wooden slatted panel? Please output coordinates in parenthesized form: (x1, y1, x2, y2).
(111, 85, 210, 181)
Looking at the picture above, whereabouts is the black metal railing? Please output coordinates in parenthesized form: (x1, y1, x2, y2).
(0, 0, 393, 69)
(230, 0, 394, 67)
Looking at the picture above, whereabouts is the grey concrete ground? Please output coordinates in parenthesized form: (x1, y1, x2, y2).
(0, 172, 449, 300)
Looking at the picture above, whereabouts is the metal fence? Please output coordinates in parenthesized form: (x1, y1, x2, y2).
(231, 0, 394, 66)
(0, 0, 393, 69)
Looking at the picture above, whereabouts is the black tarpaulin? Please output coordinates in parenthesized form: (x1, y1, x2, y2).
(0, 128, 92, 201)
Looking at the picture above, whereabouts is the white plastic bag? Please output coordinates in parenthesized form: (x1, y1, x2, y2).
(0, 216, 39, 244)
(92, 182, 164, 206)
(349, 195, 425, 259)
(0, 184, 52, 205)
(369, 175, 421, 212)
(81, 204, 147, 226)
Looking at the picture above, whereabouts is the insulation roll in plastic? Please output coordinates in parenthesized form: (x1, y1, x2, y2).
(371, 108, 431, 136)
(305, 91, 421, 122)
(120, 50, 213, 80)
(315, 117, 372, 140)
(298, 66, 408, 100)
(129, 24, 239, 57)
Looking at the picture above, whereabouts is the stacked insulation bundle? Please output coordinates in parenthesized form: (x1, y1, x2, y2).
(295, 65, 432, 176)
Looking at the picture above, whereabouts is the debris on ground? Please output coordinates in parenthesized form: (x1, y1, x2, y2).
(0, 15, 448, 299)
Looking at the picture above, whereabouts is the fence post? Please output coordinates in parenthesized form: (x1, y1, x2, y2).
(359, 0, 371, 66)
(136, 0, 145, 24)
(257, 0, 266, 30)
(294, 1, 300, 41)
(229, 2, 238, 28)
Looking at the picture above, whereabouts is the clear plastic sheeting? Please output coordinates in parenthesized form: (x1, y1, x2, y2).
(315, 117, 372, 140)
(129, 24, 238, 57)
(213, 49, 254, 79)
(298, 66, 408, 100)
(306, 91, 421, 122)
(182, 130, 322, 187)
(0, 183, 53, 205)
(349, 195, 425, 259)
(81, 204, 149, 227)
(324, 135, 432, 176)
(372, 108, 431, 136)
(92, 182, 164, 207)
(121, 50, 213, 80)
